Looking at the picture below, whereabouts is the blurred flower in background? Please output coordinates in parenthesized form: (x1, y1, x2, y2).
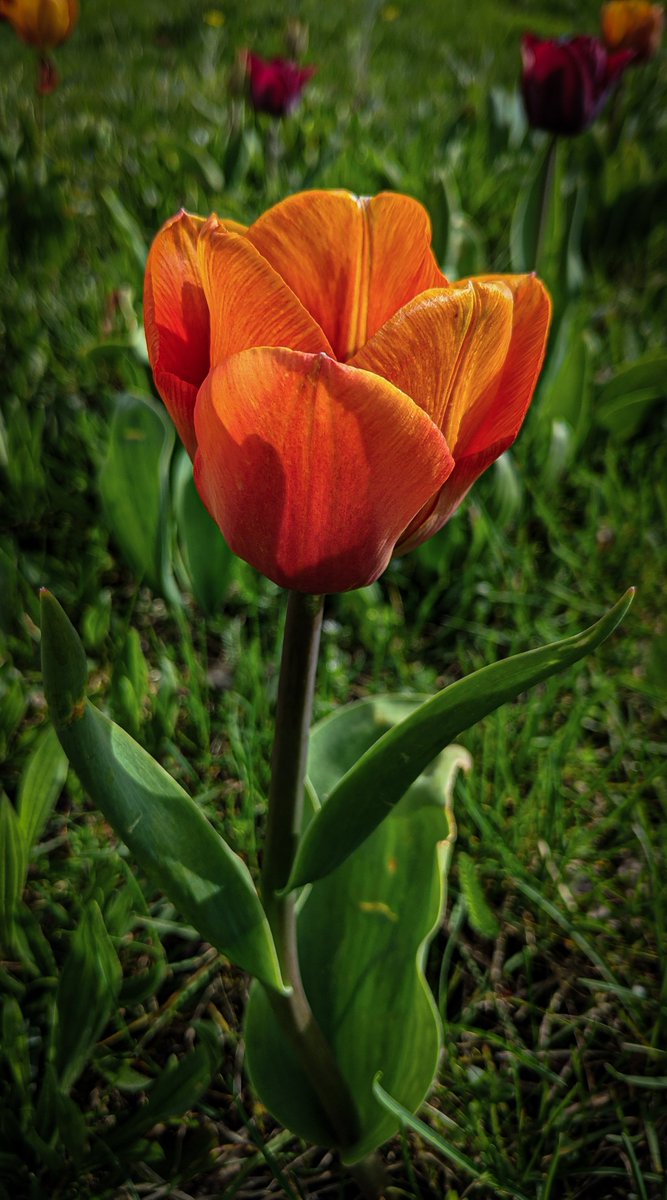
(521, 33, 634, 135)
(601, 1, 664, 61)
(0, 0, 78, 48)
(245, 51, 316, 117)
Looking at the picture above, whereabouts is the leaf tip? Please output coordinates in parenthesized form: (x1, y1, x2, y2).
(40, 590, 88, 727)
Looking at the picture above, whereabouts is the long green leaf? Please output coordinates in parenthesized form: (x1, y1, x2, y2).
(288, 591, 633, 889)
(0, 796, 28, 950)
(172, 450, 236, 616)
(55, 900, 122, 1093)
(17, 725, 68, 850)
(372, 1076, 532, 1200)
(40, 591, 285, 993)
(99, 392, 178, 601)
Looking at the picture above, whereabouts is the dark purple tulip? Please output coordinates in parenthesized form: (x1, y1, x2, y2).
(245, 52, 316, 118)
(521, 33, 634, 136)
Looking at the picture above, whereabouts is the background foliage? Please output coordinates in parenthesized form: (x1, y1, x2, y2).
(0, 0, 665, 1196)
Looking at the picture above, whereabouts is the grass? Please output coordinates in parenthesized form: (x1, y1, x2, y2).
(1, 0, 666, 1197)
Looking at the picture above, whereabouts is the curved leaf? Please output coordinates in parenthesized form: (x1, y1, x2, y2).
(99, 392, 178, 602)
(245, 696, 470, 1162)
(288, 590, 633, 889)
(172, 450, 236, 616)
(372, 1076, 532, 1200)
(40, 591, 285, 994)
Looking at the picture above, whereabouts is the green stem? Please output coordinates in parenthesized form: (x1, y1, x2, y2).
(262, 590, 323, 950)
(349, 1153, 389, 1197)
(261, 590, 362, 1153)
(534, 134, 558, 274)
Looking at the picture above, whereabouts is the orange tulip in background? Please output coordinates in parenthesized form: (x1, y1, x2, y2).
(601, 0, 664, 59)
(144, 191, 551, 593)
(0, 0, 78, 47)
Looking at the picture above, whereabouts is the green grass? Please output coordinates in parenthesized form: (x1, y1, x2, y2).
(1, 0, 666, 1196)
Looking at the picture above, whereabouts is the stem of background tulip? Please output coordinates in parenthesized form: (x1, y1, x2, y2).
(260, 591, 368, 1159)
(534, 134, 558, 274)
(34, 57, 46, 182)
(265, 122, 283, 201)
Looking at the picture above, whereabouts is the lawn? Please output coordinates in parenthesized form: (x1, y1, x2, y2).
(0, 1, 666, 1197)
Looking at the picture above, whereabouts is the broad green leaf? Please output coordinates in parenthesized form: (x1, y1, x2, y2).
(40, 591, 285, 994)
(17, 725, 68, 851)
(372, 1077, 532, 1200)
(0, 796, 28, 950)
(172, 450, 236, 616)
(99, 392, 178, 601)
(510, 136, 562, 277)
(596, 354, 667, 442)
(55, 900, 122, 1093)
(246, 697, 470, 1162)
(288, 591, 633, 889)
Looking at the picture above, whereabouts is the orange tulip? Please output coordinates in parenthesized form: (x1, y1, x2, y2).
(144, 191, 551, 593)
(601, 0, 664, 59)
(0, 0, 78, 48)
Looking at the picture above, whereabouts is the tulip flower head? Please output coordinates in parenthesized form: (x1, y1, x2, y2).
(521, 33, 634, 135)
(144, 191, 551, 593)
(0, 0, 78, 48)
(601, 1, 664, 60)
(245, 51, 315, 117)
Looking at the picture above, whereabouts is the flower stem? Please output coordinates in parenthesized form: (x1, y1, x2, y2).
(261, 590, 361, 1151)
(534, 133, 559, 274)
(262, 590, 323, 949)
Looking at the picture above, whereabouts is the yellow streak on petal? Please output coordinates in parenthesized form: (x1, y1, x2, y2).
(346, 196, 372, 360)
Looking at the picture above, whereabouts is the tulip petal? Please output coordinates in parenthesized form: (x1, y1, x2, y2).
(397, 273, 551, 553)
(193, 348, 453, 593)
(459, 273, 551, 454)
(197, 220, 333, 365)
(351, 280, 515, 451)
(144, 210, 210, 458)
(245, 191, 446, 361)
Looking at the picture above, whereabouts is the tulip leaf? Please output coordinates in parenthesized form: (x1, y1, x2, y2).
(55, 900, 123, 1093)
(288, 590, 633, 890)
(372, 1076, 532, 1200)
(0, 795, 28, 951)
(40, 591, 286, 994)
(596, 353, 667, 442)
(245, 700, 470, 1161)
(510, 135, 563, 278)
(172, 450, 236, 616)
(537, 309, 592, 450)
(99, 392, 178, 603)
(17, 724, 68, 851)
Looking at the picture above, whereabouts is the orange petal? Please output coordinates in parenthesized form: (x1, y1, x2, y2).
(351, 280, 515, 451)
(397, 438, 513, 553)
(193, 348, 453, 593)
(144, 210, 210, 458)
(458, 273, 552, 455)
(397, 273, 551, 552)
(245, 190, 446, 361)
(197, 219, 333, 365)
